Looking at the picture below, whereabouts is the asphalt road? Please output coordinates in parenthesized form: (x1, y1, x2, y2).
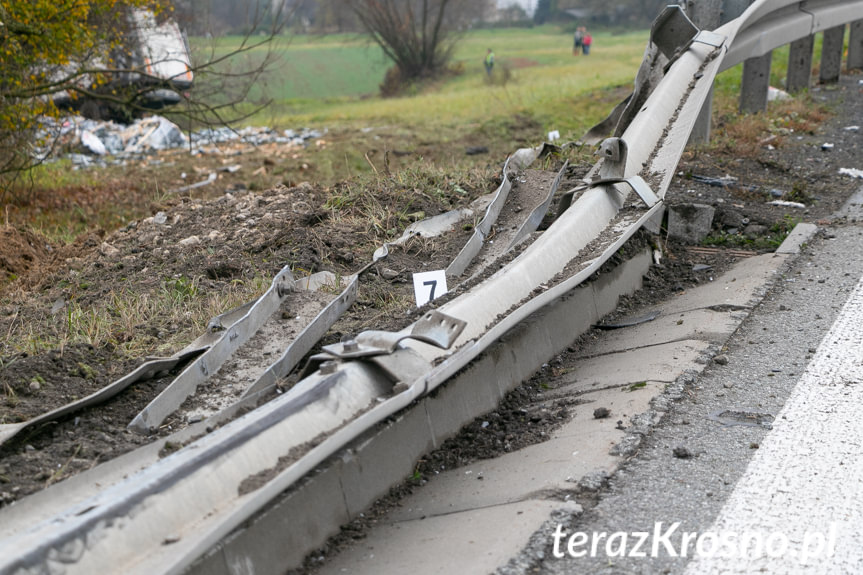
(542, 195, 863, 574)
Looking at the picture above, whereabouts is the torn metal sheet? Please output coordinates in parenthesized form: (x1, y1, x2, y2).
(0, 350, 201, 447)
(506, 160, 569, 250)
(241, 273, 358, 398)
(651, 5, 700, 60)
(321, 310, 466, 359)
(0, 300, 255, 448)
(128, 266, 296, 433)
(446, 158, 515, 277)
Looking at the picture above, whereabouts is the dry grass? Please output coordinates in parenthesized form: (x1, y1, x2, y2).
(1, 274, 270, 359)
(709, 93, 830, 159)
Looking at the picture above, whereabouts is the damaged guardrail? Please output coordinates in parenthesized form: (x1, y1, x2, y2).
(2, 1, 863, 573)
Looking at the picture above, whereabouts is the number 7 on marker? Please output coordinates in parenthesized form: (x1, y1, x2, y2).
(423, 280, 437, 301)
(413, 270, 448, 307)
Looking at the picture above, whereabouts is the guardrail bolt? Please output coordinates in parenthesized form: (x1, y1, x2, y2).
(342, 340, 359, 353)
(320, 360, 338, 375)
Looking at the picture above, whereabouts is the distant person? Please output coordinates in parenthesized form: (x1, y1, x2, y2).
(573, 27, 584, 55)
(485, 48, 495, 76)
(582, 31, 593, 55)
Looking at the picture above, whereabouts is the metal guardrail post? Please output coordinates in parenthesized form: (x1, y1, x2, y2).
(740, 50, 772, 113)
(786, 35, 815, 92)
(848, 20, 863, 71)
(819, 25, 846, 83)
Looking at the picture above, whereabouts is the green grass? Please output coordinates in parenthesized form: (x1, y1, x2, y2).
(194, 26, 649, 140)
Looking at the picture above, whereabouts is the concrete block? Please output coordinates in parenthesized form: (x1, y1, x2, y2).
(643, 204, 665, 235)
(776, 223, 818, 255)
(389, 431, 613, 520)
(660, 253, 786, 314)
(319, 499, 574, 575)
(562, 340, 710, 387)
(339, 405, 436, 516)
(586, 308, 739, 356)
(385, 382, 661, 522)
(591, 249, 650, 317)
(667, 203, 715, 244)
(849, 20, 863, 71)
(740, 51, 772, 114)
(424, 358, 504, 448)
(819, 25, 845, 84)
(786, 35, 814, 92)
(837, 188, 863, 221)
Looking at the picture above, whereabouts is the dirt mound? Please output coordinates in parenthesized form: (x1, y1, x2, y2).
(0, 227, 53, 287)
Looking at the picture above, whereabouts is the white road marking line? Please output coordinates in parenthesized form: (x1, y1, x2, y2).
(685, 275, 863, 574)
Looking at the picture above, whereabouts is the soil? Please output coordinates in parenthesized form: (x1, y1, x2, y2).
(1, 76, 861, 517)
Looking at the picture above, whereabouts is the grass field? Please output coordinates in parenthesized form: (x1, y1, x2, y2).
(198, 26, 650, 138)
(196, 24, 817, 141)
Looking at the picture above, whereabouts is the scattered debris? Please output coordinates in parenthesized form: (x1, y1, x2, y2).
(34, 115, 326, 167)
(821, 142, 834, 151)
(767, 200, 806, 209)
(691, 174, 755, 193)
(767, 86, 791, 101)
(839, 167, 863, 179)
(593, 407, 611, 419)
(169, 172, 217, 194)
(672, 446, 693, 459)
(577, 470, 609, 491)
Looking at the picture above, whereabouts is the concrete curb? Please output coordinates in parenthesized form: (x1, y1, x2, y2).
(775, 222, 818, 254)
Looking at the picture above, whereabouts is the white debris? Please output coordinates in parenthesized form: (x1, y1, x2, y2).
(767, 86, 792, 101)
(33, 114, 326, 165)
(81, 131, 107, 155)
(839, 168, 863, 179)
(767, 200, 806, 209)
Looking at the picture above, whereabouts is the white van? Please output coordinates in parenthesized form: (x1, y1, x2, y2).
(53, 9, 194, 118)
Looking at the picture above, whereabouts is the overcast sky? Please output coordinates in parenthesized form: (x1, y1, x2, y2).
(498, 0, 537, 17)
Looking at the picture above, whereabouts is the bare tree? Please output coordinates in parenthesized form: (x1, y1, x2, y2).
(346, 0, 461, 86)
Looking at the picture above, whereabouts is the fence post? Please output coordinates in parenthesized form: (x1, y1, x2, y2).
(786, 35, 814, 92)
(686, 0, 723, 145)
(740, 51, 772, 113)
(819, 25, 845, 84)
(848, 20, 863, 71)
(733, 0, 772, 114)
